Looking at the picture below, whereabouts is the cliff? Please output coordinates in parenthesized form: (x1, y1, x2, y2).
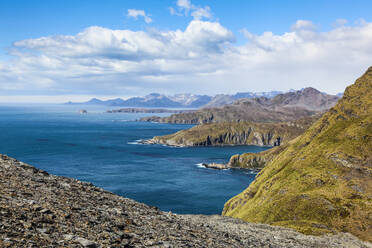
(222, 67, 372, 242)
(144, 116, 318, 148)
(228, 144, 288, 169)
(2, 155, 371, 247)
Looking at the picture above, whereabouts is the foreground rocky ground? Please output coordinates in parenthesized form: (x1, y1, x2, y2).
(1, 154, 370, 248)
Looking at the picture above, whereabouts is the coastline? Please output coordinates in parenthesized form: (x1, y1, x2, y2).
(1, 154, 370, 247)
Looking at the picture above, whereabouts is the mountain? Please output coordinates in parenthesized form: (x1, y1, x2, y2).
(66, 93, 184, 108)
(72, 98, 104, 105)
(168, 93, 212, 107)
(64, 90, 283, 108)
(203, 91, 282, 108)
(222, 67, 372, 241)
(270, 87, 340, 111)
(234, 90, 282, 99)
(140, 87, 340, 124)
(202, 94, 235, 108)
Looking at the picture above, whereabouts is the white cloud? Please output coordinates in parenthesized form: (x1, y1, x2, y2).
(191, 6, 211, 20)
(170, 0, 212, 20)
(127, 9, 152, 23)
(177, 0, 192, 10)
(291, 20, 317, 31)
(1, 19, 372, 100)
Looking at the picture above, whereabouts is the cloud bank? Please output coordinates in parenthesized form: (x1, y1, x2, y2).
(1, 17, 372, 101)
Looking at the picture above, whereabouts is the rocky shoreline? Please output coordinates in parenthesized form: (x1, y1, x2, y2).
(1, 154, 371, 247)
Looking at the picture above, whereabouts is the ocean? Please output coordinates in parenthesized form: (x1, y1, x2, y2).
(0, 104, 269, 214)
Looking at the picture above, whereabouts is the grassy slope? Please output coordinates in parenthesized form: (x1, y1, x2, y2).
(222, 67, 372, 242)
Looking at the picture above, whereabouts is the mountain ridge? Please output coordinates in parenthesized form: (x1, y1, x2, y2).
(65, 90, 292, 108)
(140, 87, 340, 124)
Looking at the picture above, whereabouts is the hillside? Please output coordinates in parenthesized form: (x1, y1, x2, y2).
(222, 67, 372, 242)
(2, 155, 371, 247)
(140, 88, 339, 124)
(143, 116, 317, 147)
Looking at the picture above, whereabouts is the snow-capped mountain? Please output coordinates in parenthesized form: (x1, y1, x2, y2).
(65, 91, 286, 108)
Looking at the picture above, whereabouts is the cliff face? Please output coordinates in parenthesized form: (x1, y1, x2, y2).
(228, 144, 288, 169)
(2, 155, 370, 247)
(222, 67, 372, 242)
(146, 119, 314, 147)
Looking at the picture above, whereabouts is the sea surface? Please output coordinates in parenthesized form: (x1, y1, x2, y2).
(0, 104, 270, 214)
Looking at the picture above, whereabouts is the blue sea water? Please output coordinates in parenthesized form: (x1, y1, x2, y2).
(0, 104, 270, 214)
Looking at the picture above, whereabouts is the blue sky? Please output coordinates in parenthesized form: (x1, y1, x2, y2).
(1, 0, 372, 102)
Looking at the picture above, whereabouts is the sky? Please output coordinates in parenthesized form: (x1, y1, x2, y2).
(1, 0, 372, 103)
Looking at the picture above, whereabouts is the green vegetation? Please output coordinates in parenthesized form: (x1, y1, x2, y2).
(151, 118, 315, 147)
(222, 67, 372, 242)
(228, 143, 288, 169)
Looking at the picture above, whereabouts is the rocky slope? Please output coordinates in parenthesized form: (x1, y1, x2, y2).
(1, 154, 371, 247)
(140, 88, 339, 124)
(143, 116, 317, 147)
(222, 67, 372, 242)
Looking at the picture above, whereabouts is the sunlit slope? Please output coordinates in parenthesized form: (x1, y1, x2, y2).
(223, 67, 372, 242)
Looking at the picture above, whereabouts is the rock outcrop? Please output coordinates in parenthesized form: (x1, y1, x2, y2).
(223, 67, 372, 242)
(228, 144, 288, 169)
(202, 163, 229, 170)
(1, 154, 371, 247)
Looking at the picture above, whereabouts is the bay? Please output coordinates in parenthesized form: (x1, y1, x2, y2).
(0, 104, 269, 214)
